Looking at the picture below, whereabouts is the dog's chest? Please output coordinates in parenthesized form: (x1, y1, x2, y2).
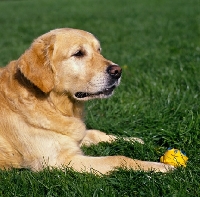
(21, 131, 80, 170)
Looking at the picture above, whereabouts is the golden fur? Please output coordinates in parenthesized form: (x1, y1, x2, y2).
(0, 28, 173, 174)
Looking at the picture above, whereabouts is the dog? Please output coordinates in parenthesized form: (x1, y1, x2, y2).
(0, 28, 173, 174)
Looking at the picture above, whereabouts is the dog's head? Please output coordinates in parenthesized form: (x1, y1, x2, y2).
(18, 28, 122, 101)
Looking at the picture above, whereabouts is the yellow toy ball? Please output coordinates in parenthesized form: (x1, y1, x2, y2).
(160, 148, 188, 167)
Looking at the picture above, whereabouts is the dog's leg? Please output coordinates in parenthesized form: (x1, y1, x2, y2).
(80, 129, 144, 146)
(67, 155, 174, 174)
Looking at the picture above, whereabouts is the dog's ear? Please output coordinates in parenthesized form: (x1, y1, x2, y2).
(17, 34, 55, 93)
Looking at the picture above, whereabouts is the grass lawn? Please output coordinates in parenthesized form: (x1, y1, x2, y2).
(0, 0, 200, 196)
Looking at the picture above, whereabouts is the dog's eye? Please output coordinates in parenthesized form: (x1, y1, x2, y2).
(73, 50, 84, 57)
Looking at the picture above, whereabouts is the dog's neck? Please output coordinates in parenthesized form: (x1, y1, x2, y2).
(48, 91, 85, 119)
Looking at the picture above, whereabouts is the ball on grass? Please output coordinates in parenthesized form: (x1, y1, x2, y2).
(160, 148, 188, 167)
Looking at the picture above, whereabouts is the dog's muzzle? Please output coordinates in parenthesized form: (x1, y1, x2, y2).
(75, 65, 122, 99)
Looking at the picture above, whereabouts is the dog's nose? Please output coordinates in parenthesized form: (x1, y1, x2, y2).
(107, 65, 122, 79)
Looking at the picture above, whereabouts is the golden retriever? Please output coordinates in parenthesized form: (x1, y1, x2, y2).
(0, 28, 173, 174)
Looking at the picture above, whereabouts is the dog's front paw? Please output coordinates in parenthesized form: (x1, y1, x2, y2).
(122, 137, 144, 144)
(153, 162, 175, 173)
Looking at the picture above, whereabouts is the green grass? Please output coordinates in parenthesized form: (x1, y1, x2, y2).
(0, 0, 200, 196)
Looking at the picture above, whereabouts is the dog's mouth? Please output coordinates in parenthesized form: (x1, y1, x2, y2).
(75, 85, 116, 99)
